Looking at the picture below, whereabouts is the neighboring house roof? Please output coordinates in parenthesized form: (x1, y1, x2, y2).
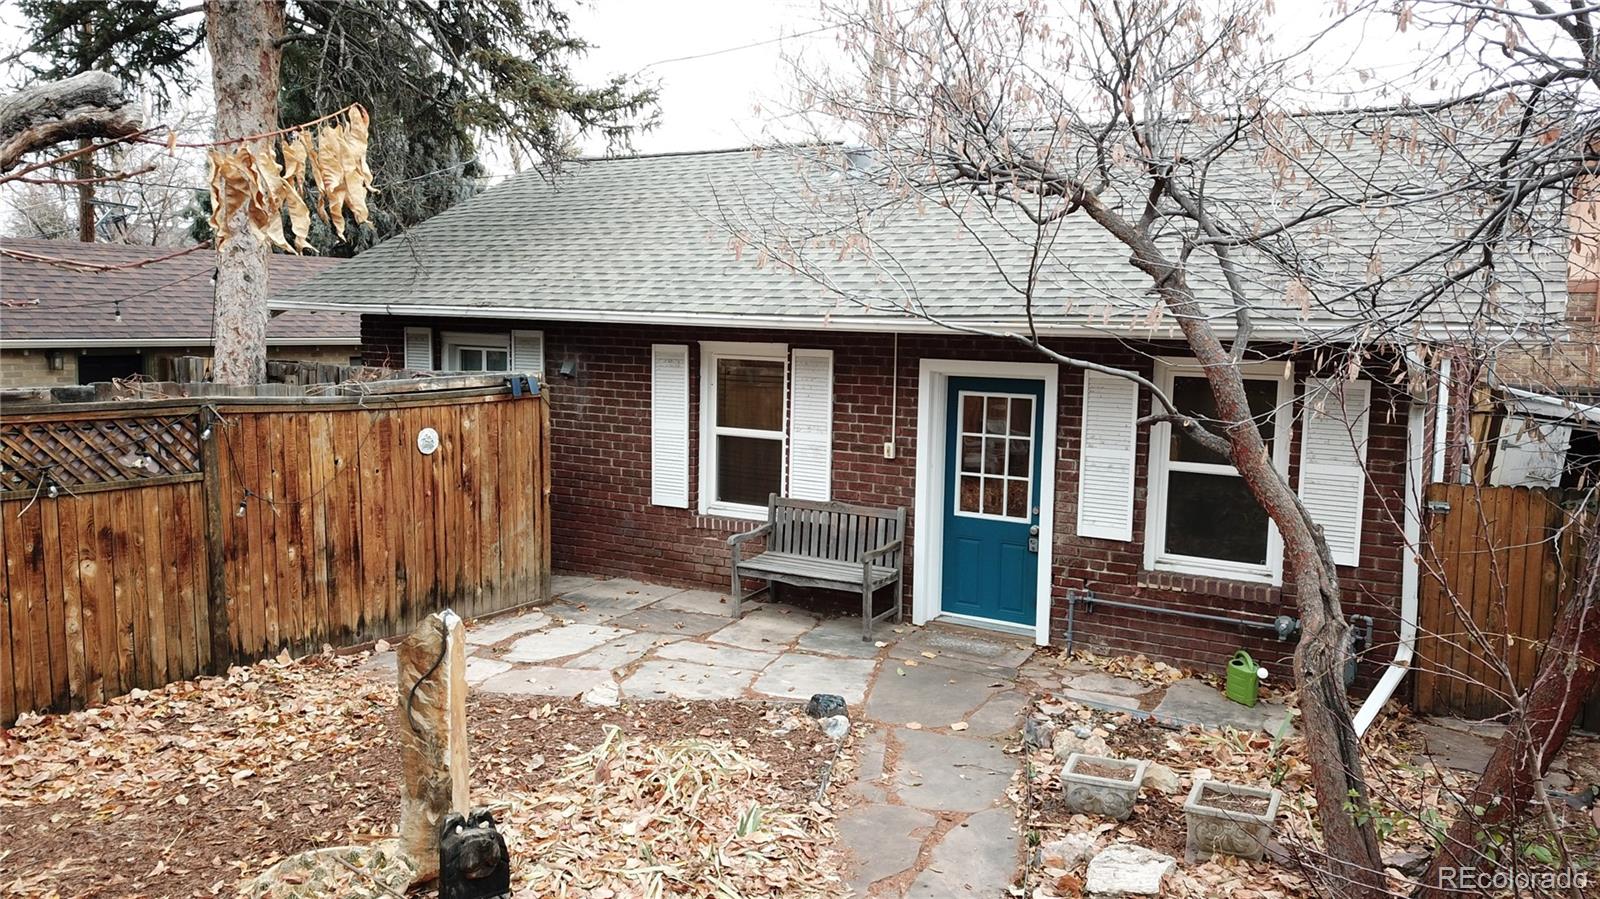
(271, 133, 1570, 343)
(1, 238, 359, 347)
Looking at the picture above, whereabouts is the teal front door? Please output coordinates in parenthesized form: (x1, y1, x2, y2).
(940, 377, 1044, 626)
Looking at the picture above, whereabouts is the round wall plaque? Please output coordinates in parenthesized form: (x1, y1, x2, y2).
(416, 427, 440, 455)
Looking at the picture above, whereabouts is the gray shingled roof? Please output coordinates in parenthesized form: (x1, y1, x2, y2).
(2, 239, 357, 346)
(271, 134, 1570, 342)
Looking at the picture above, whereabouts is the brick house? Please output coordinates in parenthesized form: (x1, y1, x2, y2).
(1, 238, 359, 386)
(270, 145, 1567, 688)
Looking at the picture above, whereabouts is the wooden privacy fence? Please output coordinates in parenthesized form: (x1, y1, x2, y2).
(1416, 483, 1599, 729)
(0, 380, 549, 725)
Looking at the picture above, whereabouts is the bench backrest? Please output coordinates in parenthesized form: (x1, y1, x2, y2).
(766, 494, 905, 567)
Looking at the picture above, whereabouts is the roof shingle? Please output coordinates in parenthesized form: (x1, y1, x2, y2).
(1, 238, 358, 345)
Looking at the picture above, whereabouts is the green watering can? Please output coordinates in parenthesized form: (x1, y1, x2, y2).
(1225, 650, 1269, 707)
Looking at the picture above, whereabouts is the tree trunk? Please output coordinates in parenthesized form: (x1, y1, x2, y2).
(76, 138, 95, 241)
(204, 0, 283, 386)
(1078, 193, 1388, 896)
(1415, 508, 1600, 898)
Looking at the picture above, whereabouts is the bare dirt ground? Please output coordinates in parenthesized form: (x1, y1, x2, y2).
(0, 651, 840, 898)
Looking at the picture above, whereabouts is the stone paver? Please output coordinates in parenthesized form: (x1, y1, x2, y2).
(611, 607, 730, 637)
(751, 652, 877, 705)
(1153, 679, 1294, 737)
(464, 610, 547, 647)
(560, 578, 683, 608)
(1063, 688, 1144, 711)
(848, 727, 890, 803)
(906, 807, 1019, 897)
(549, 573, 600, 597)
(897, 626, 1035, 672)
(838, 804, 937, 896)
(708, 608, 818, 650)
(564, 631, 679, 672)
(654, 641, 777, 671)
(652, 589, 733, 615)
(1062, 671, 1154, 696)
(894, 729, 1015, 812)
(464, 657, 513, 684)
(503, 625, 634, 663)
(796, 617, 889, 658)
(542, 601, 631, 625)
(621, 659, 755, 700)
(963, 690, 1031, 736)
(866, 662, 1009, 725)
(479, 665, 615, 699)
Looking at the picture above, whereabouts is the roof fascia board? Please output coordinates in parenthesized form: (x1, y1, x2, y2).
(0, 337, 361, 349)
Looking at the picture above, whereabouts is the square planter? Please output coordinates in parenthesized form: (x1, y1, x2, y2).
(1060, 753, 1148, 821)
(1182, 778, 1281, 862)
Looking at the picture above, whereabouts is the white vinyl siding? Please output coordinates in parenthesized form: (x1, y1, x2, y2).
(650, 344, 691, 508)
(1298, 378, 1371, 567)
(1076, 370, 1138, 541)
(787, 349, 834, 501)
(510, 330, 544, 377)
(403, 327, 433, 370)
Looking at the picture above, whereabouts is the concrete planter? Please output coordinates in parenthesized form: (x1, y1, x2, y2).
(1182, 779, 1281, 862)
(1060, 753, 1148, 821)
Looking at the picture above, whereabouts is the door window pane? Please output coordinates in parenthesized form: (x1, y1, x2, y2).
(716, 435, 783, 507)
(716, 359, 784, 430)
(955, 391, 1033, 520)
(1163, 470, 1269, 564)
(1168, 376, 1279, 463)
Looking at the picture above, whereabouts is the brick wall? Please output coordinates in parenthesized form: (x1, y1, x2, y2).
(364, 315, 1411, 683)
(0, 349, 78, 386)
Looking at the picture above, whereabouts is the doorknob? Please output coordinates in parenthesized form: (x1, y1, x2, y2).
(1029, 525, 1040, 536)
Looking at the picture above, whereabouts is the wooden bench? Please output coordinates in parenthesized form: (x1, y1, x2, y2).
(728, 494, 907, 640)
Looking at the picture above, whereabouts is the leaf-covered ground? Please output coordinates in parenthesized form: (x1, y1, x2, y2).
(0, 651, 845, 898)
(1017, 652, 1600, 898)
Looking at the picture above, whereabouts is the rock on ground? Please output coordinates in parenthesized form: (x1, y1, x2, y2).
(1038, 832, 1098, 872)
(1083, 844, 1175, 896)
(1143, 763, 1181, 795)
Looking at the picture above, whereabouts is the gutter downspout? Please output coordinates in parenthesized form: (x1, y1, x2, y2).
(1431, 356, 1451, 483)
(1352, 349, 1428, 737)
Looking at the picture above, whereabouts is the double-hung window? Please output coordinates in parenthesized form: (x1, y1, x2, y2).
(699, 342, 787, 518)
(1145, 360, 1292, 583)
(441, 332, 510, 372)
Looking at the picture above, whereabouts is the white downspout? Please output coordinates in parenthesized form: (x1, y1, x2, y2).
(1431, 356, 1451, 483)
(1352, 350, 1428, 737)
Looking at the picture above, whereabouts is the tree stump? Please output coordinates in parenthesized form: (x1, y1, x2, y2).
(397, 609, 470, 884)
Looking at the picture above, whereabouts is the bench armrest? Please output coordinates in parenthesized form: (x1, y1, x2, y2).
(862, 538, 903, 562)
(728, 522, 773, 547)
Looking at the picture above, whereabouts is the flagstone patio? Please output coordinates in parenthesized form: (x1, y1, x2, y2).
(358, 573, 1039, 897)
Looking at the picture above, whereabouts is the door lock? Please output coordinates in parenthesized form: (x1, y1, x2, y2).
(1027, 524, 1040, 553)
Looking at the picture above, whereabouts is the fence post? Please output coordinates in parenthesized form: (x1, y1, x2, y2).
(199, 406, 232, 670)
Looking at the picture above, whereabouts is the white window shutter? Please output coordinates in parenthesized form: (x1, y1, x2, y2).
(1077, 371, 1138, 541)
(403, 327, 433, 370)
(650, 345, 691, 508)
(1298, 378, 1371, 567)
(788, 349, 834, 502)
(511, 330, 544, 376)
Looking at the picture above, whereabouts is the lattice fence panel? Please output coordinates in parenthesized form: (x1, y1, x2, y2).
(1, 414, 202, 490)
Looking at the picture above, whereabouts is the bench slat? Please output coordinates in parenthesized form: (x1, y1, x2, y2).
(736, 551, 898, 588)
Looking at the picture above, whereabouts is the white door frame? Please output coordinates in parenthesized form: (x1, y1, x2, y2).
(912, 358, 1058, 646)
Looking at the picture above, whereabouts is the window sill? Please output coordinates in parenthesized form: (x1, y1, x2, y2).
(700, 501, 768, 522)
(1146, 555, 1278, 587)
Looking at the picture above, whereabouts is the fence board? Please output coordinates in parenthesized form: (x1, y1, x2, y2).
(1, 387, 549, 725)
(1418, 483, 1599, 730)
